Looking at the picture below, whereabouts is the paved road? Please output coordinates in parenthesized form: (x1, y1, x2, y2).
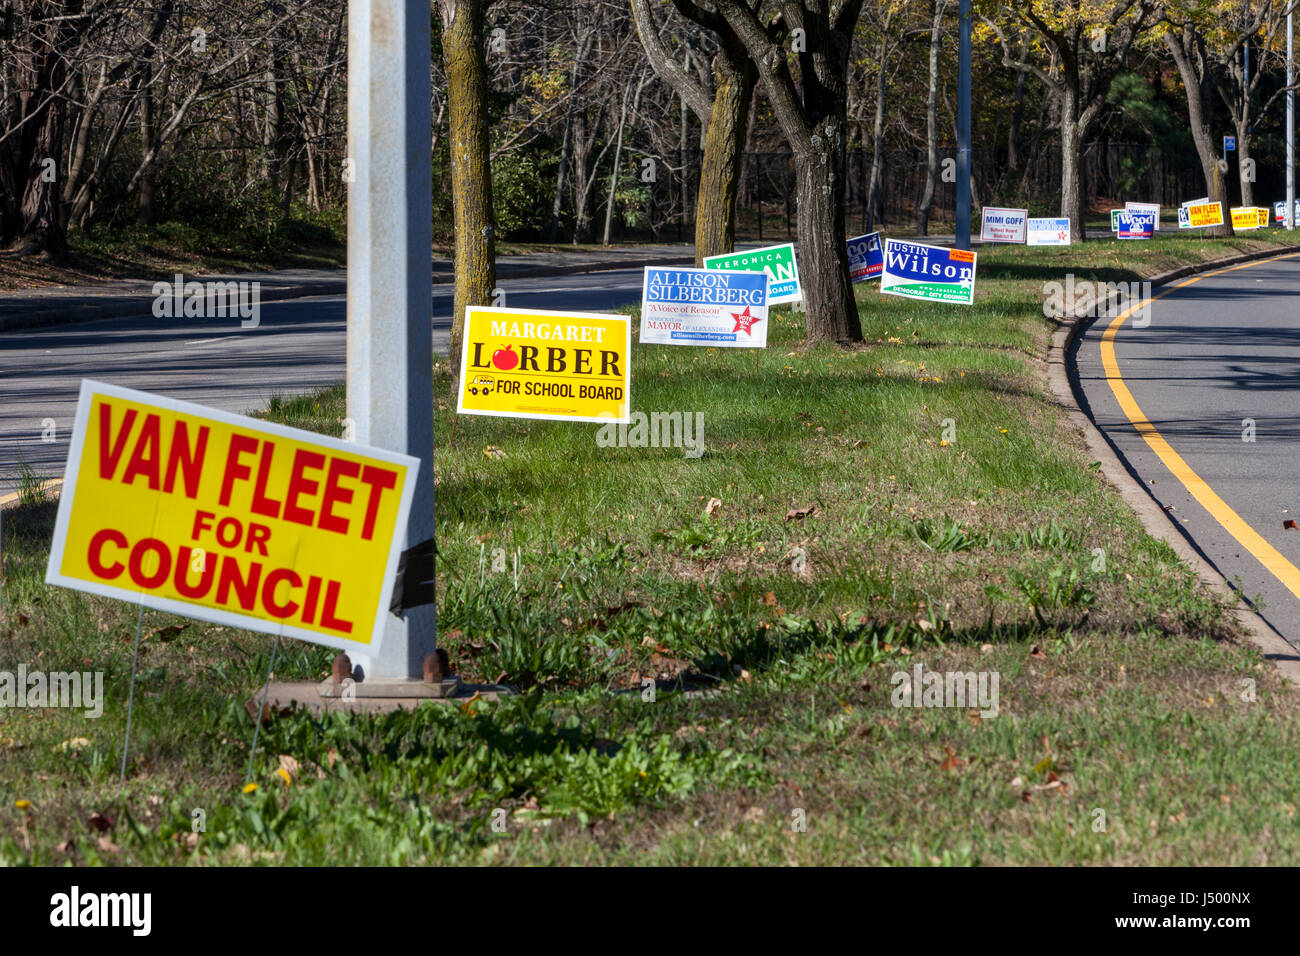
(1073, 253, 1300, 646)
(0, 269, 646, 494)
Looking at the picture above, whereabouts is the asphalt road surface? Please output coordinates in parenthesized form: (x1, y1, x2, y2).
(1073, 253, 1300, 647)
(0, 269, 646, 495)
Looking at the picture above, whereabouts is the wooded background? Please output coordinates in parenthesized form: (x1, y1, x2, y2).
(1, 0, 1292, 259)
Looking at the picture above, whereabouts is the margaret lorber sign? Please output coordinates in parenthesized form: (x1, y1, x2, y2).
(458, 306, 631, 423)
(46, 381, 418, 654)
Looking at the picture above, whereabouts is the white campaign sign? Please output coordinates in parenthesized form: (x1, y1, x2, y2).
(979, 207, 1028, 243)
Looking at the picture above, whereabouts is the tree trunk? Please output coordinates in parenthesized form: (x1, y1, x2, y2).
(679, 48, 691, 239)
(1237, 128, 1253, 207)
(694, 46, 754, 263)
(547, 55, 580, 243)
(865, 20, 889, 232)
(1060, 87, 1084, 242)
(441, 0, 498, 389)
(1164, 30, 1233, 237)
(795, 118, 860, 343)
(602, 78, 634, 245)
(915, 0, 944, 235)
(138, 85, 156, 226)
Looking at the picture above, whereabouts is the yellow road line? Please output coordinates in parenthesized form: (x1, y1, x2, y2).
(1100, 252, 1300, 602)
(0, 478, 63, 507)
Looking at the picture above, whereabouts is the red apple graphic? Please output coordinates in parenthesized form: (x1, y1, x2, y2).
(492, 344, 519, 371)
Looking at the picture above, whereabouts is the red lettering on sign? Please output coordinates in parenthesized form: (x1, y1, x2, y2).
(98, 403, 138, 481)
(319, 579, 353, 633)
(318, 458, 359, 535)
(250, 440, 282, 519)
(262, 568, 302, 619)
(128, 537, 171, 589)
(88, 528, 127, 579)
(358, 465, 398, 541)
(121, 413, 162, 490)
(220, 434, 258, 506)
(283, 449, 325, 526)
(163, 421, 209, 499)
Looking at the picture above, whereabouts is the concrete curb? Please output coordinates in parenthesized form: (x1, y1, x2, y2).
(0, 252, 694, 335)
(1047, 243, 1300, 685)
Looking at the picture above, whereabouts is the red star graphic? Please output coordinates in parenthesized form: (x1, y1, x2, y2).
(731, 305, 762, 336)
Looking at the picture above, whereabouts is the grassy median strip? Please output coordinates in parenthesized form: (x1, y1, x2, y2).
(2, 232, 1299, 864)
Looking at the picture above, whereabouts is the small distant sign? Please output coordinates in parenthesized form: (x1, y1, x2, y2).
(1224, 135, 1236, 152)
(1116, 211, 1155, 239)
(1182, 201, 1225, 228)
(703, 242, 801, 305)
(846, 232, 884, 282)
(1125, 202, 1161, 231)
(1026, 218, 1071, 246)
(1110, 209, 1123, 232)
(979, 206, 1028, 243)
(1230, 206, 1269, 231)
(1273, 200, 1300, 223)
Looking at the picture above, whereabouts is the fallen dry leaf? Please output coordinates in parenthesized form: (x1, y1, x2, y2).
(1285, 519, 1298, 531)
(1029, 644, 1048, 659)
(940, 744, 965, 771)
(96, 836, 120, 854)
(87, 811, 114, 833)
(277, 754, 300, 778)
(705, 497, 722, 516)
(785, 505, 818, 521)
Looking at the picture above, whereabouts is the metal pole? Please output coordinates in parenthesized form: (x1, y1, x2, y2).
(346, 0, 436, 680)
(1289, 5, 1295, 230)
(956, 0, 972, 249)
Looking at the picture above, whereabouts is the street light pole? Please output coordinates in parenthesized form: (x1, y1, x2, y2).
(956, 0, 971, 249)
(346, 0, 437, 680)
(1288, 4, 1295, 230)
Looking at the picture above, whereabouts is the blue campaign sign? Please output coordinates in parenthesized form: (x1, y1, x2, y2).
(1225, 135, 1237, 152)
(846, 232, 883, 282)
(639, 266, 769, 349)
(1117, 211, 1155, 239)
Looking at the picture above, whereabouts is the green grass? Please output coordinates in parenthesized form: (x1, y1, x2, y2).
(3, 233, 1299, 864)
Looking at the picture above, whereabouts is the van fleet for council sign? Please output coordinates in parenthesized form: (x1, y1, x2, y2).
(46, 381, 418, 655)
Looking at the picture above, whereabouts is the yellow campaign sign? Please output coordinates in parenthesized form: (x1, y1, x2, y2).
(46, 381, 418, 654)
(1231, 206, 1265, 230)
(1259, 207, 1271, 228)
(1186, 201, 1224, 228)
(457, 306, 631, 423)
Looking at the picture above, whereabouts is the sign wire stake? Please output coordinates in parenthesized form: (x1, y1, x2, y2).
(119, 602, 145, 785)
(448, 414, 459, 449)
(246, 634, 282, 785)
